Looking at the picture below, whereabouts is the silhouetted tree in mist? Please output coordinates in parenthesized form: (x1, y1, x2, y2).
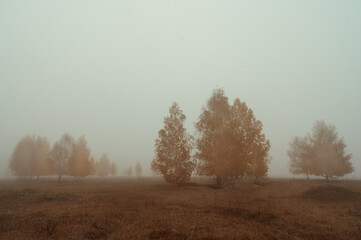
(89, 156, 96, 176)
(9, 136, 35, 179)
(288, 120, 353, 180)
(67, 136, 92, 178)
(288, 136, 313, 180)
(135, 162, 142, 179)
(33, 136, 52, 178)
(50, 133, 75, 182)
(96, 153, 111, 176)
(110, 162, 117, 176)
(195, 88, 271, 185)
(9, 135, 52, 180)
(9, 134, 116, 181)
(124, 167, 132, 176)
(152, 102, 194, 185)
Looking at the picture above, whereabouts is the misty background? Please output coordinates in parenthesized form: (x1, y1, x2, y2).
(0, 1, 360, 178)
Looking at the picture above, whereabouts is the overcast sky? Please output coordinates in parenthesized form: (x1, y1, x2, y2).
(1, 1, 360, 178)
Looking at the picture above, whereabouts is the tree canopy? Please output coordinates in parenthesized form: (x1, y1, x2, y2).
(288, 120, 353, 180)
(9, 134, 121, 181)
(152, 102, 194, 185)
(95, 153, 112, 177)
(9, 135, 51, 179)
(67, 136, 93, 177)
(50, 133, 75, 182)
(195, 88, 271, 184)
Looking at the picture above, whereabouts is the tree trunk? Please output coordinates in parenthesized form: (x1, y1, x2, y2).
(325, 173, 329, 181)
(306, 173, 309, 181)
(251, 168, 255, 185)
(58, 175, 61, 182)
(37, 176, 39, 180)
(216, 175, 221, 185)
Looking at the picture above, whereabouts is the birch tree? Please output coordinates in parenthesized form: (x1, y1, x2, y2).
(152, 102, 194, 185)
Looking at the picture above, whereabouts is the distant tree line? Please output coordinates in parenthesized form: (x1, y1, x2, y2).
(9, 88, 354, 185)
(152, 88, 354, 185)
(123, 162, 142, 178)
(9, 134, 117, 181)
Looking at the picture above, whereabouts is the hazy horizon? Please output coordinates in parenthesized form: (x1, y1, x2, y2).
(1, 1, 360, 179)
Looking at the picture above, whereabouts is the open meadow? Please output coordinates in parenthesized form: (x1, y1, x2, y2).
(0, 178, 360, 240)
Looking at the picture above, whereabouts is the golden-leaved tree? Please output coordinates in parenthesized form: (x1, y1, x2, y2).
(9, 135, 51, 179)
(9, 136, 34, 179)
(50, 133, 75, 182)
(33, 136, 52, 178)
(152, 102, 194, 185)
(96, 153, 111, 176)
(288, 135, 314, 180)
(195, 89, 271, 184)
(288, 120, 353, 180)
(68, 136, 93, 178)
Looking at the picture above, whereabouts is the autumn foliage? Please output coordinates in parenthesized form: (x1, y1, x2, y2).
(195, 89, 271, 184)
(288, 120, 353, 180)
(152, 102, 194, 185)
(9, 136, 51, 179)
(8, 90, 354, 184)
(95, 153, 113, 177)
(152, 89, 271, 185)
(50, 134, 75, 181)
(9, 134, 117, 181)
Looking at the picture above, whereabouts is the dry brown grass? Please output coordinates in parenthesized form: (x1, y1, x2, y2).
(0, 177, 360, 239)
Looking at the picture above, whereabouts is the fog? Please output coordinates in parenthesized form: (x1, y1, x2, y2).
(1, 1, 360, 178)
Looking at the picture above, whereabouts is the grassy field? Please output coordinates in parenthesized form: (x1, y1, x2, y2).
(0, 177, 360, 240)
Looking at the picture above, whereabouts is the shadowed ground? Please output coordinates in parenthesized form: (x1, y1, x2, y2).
(0, 177, 360, 240)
